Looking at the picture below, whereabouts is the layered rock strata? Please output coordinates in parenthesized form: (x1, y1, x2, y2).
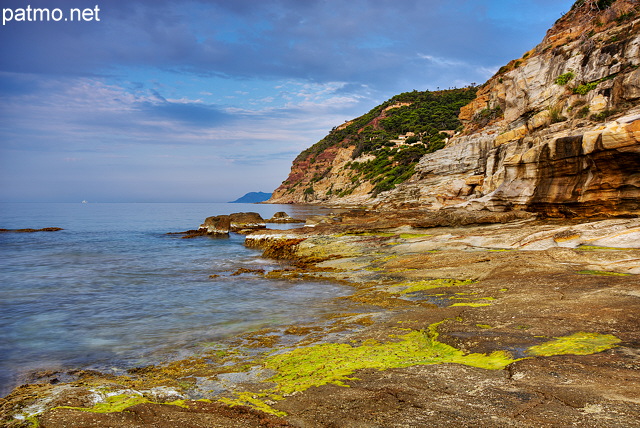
(378, 1, 640, 217)
(270, 1, 640, 217)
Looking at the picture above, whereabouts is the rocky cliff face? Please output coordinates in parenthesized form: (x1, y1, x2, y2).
(376, 0, 640, 217)
(268, 89, 476, 205)
(270, 0, 640, 217)
(269, 143, 374, 205)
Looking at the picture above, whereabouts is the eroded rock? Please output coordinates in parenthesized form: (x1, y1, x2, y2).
(229, 212, 266, 233)
(199, 215, 231, 236)
(266, 212, 304, 224)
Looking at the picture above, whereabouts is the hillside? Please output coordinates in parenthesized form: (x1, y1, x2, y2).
(269, 0, 640, 217)
(229, 192, 272, 203)
(268, 88, 476, 204)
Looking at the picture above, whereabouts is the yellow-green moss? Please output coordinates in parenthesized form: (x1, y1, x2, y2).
(53, 394, 200, 416)
(57, 394, 149, 413)
(225, 324, 622, 415)
(165, 399, 190, 409)
(392, 278, 475, 294)
(338, 231, 396, 237)
(25, 416, 40, 428)
(219, 392, 286, 417)
(575, 245, 627, 251)
(450, 302, 492, 307)
(264, 322, 515, 396)
(398, 233, 432, 239)
(576, 270, 631, 276)
(476, 324, 492, 329)
(527, 332, 621, 356)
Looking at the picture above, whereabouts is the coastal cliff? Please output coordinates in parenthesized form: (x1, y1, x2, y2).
(270, 0, 640, 217)
(268, 88, 477, 205)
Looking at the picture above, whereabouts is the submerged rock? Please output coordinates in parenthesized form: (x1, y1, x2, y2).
(0, 227, 63, 233)
(266, 212, 304, 223)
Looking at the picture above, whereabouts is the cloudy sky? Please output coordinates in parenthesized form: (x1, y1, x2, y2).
(0, 0, 575, 202)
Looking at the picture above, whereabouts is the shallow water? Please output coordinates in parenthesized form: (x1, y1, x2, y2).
(0, 202, 350, 396)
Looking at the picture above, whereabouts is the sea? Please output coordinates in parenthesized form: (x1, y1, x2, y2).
(0, 202, 353, 397)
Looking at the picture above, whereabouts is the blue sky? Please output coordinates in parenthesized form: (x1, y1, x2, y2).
(0, 0, 575, 202)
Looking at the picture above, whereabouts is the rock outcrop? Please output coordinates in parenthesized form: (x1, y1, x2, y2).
(228, 212, 266, 233)
(0, 227, 63, 233)
(268, 143, 375, 205)
(376, 0, 640, 217)
(266, 212, 304, 223)
(271, 0, 640, 218)
(199, 215, 231, 236)
(267, 89, 476, 206)
(196, 212, 267, 236)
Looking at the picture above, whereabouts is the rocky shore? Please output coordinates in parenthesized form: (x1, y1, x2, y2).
(2, 209, 639, 427)
(0, 228, 63, 233)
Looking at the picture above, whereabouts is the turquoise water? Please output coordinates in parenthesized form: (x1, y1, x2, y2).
(0, 203, 349, 396)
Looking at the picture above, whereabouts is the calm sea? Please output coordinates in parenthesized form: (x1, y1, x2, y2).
(0, 202, 350, 397)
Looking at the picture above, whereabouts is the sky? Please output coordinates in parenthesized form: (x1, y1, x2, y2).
(0, 0, 576, 202)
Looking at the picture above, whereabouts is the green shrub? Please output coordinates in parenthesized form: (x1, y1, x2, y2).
(573, 81, 598, 95)
(295, 87, 477, 197)
(578, 106, 590, 118)
(590, 109, 615, 121)
(549, 106, 567, 123)
(555, 72, 575, 85)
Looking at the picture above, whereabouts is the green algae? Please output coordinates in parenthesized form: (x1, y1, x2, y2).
(336, 232, 432, 240)
(450, 302, 492, 307)
(392, 278, 475, 294)
(575, 245, 627, 251)
(25, 416, 41, 428)
(219, 392, 286, 417)
(338, 231, 396, 237)
(398, 233, 432, 239)
(576, 270, 631, 276)
(222, 326, 621, 417)
(56, 394, 150, 413)
(527, 332, 621, 356)
(263, 322, 516, 396)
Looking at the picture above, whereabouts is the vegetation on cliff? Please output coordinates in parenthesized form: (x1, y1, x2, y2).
(298, 88, 476, 162)
(273, 88, 476, 200)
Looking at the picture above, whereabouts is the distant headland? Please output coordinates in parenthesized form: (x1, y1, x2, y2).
(229, 192, 272, 203)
